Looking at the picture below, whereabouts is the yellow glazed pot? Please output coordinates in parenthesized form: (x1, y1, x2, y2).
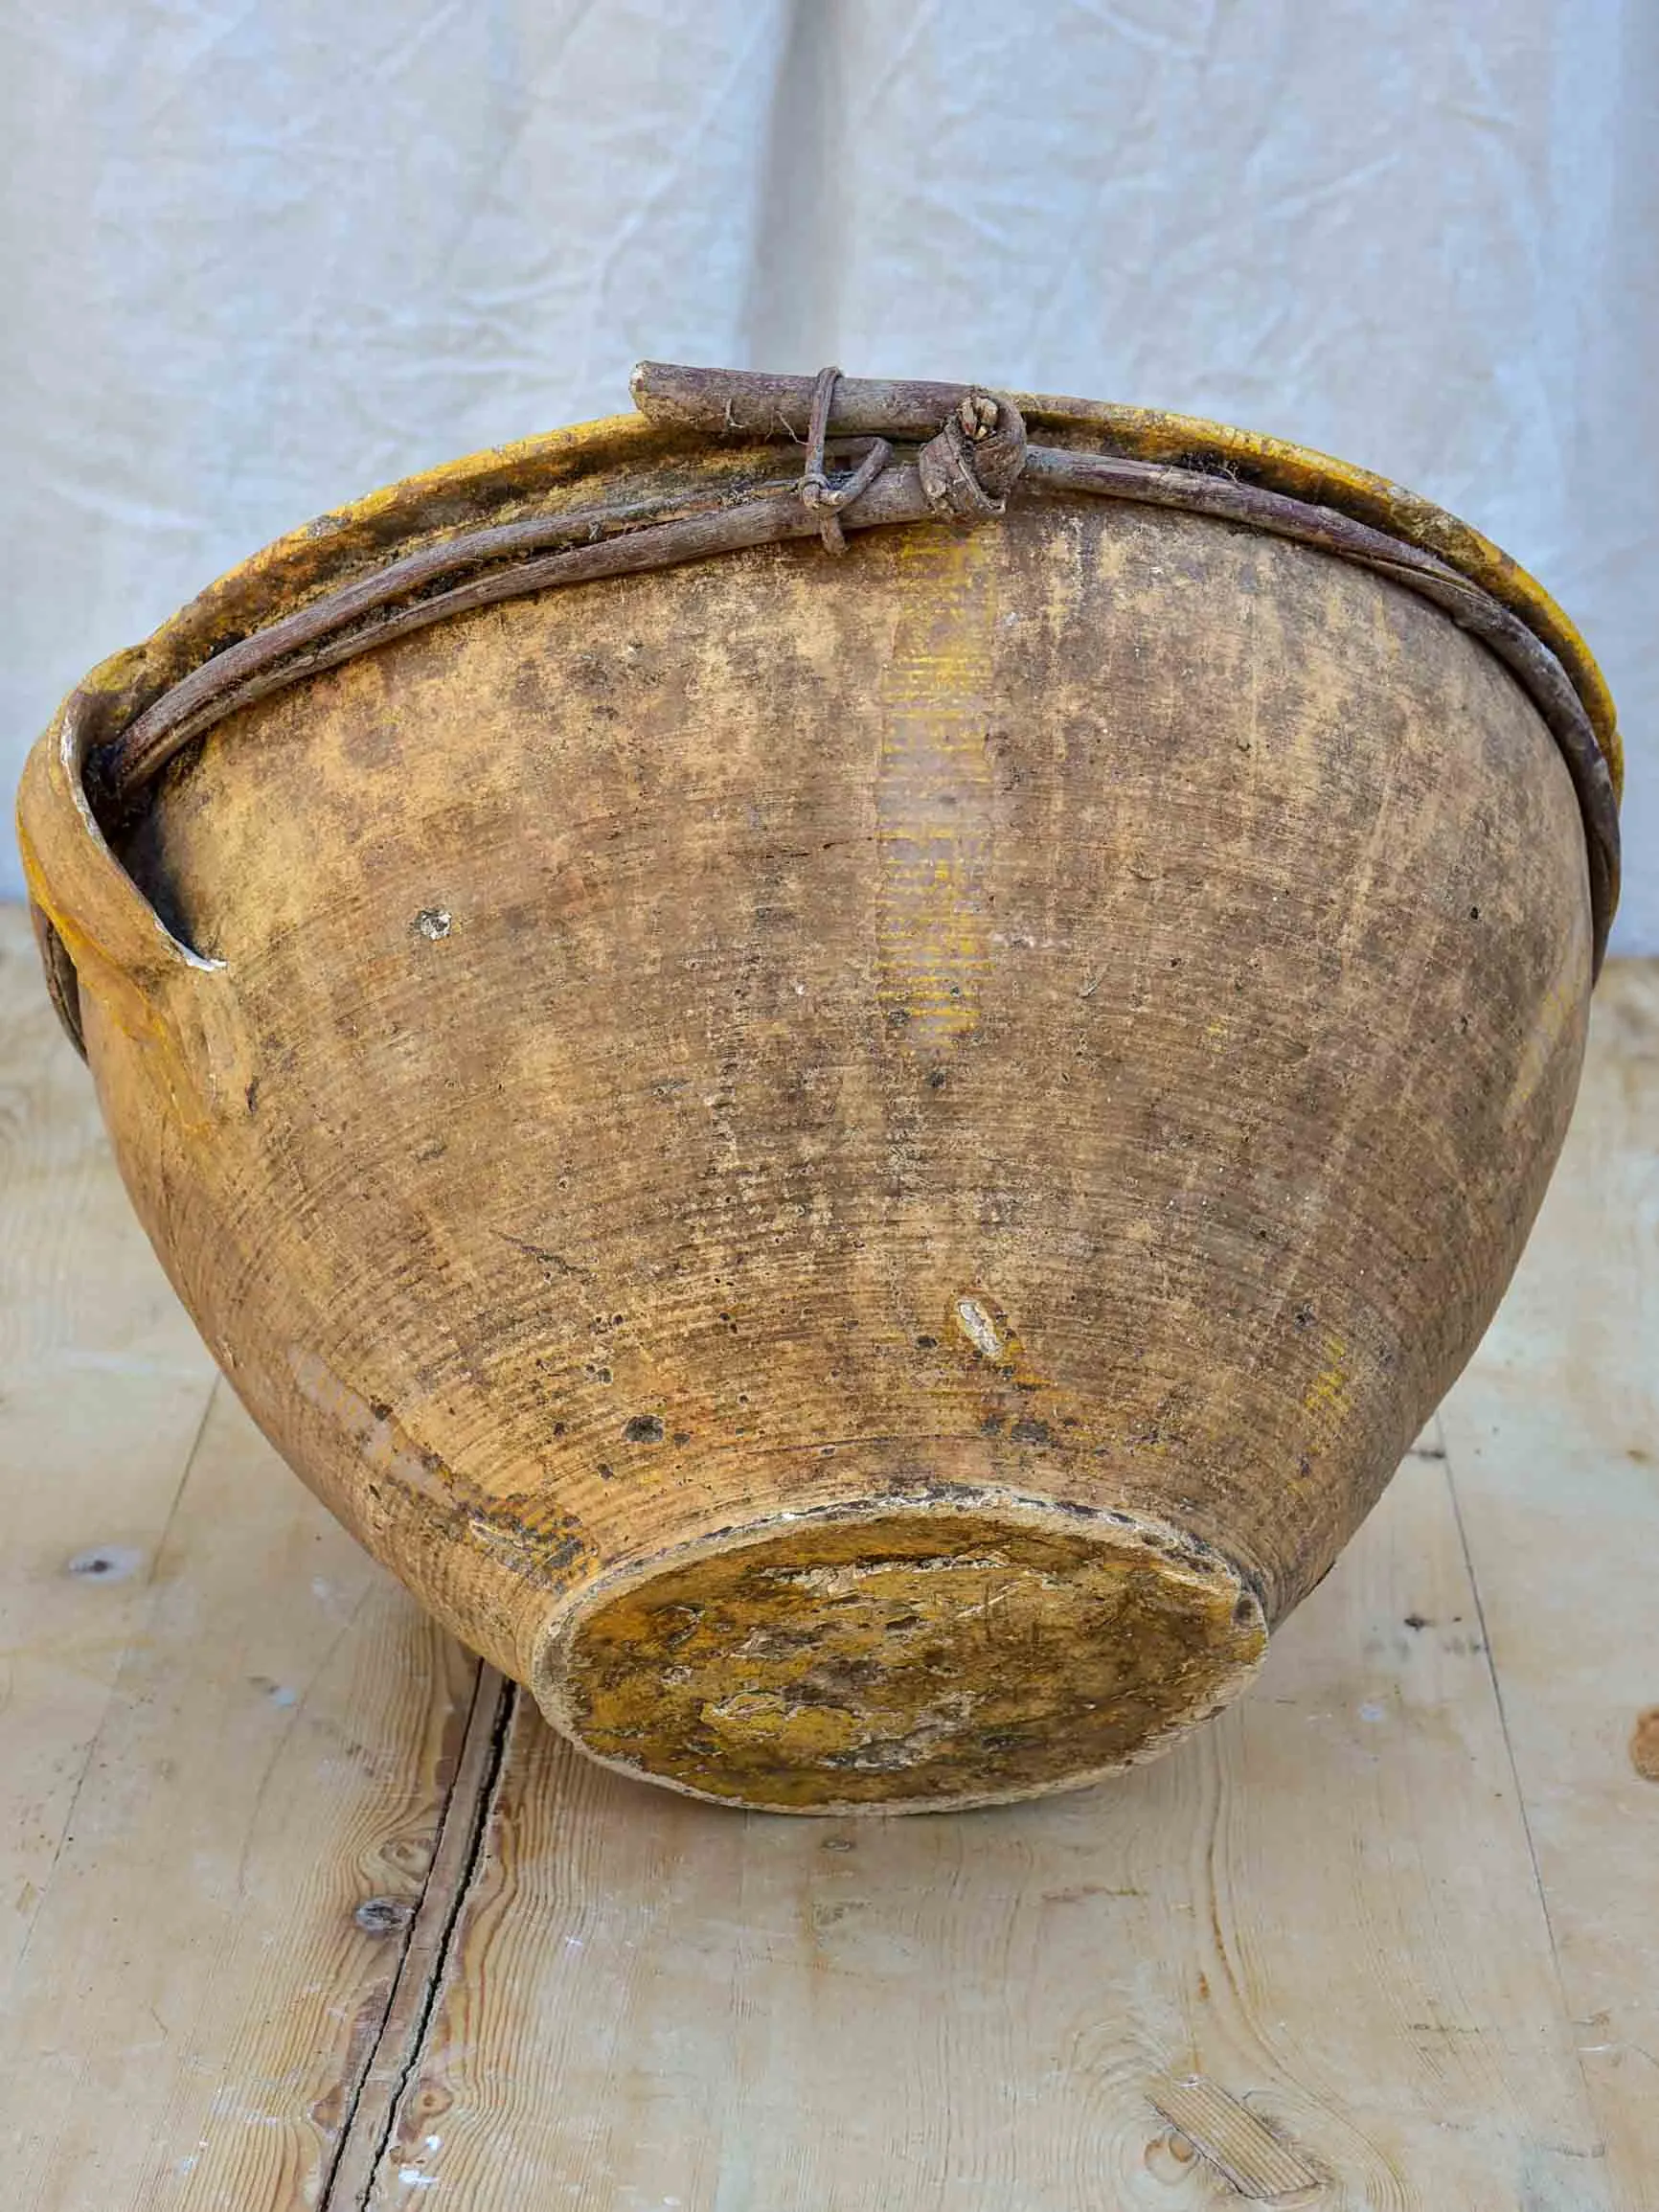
(16, 364, 1621, 1813)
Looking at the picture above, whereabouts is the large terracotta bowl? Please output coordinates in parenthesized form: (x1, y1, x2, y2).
(16, 365, 1621, 1812)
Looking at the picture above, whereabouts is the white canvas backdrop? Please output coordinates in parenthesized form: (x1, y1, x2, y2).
(3, 0, 1652, 944)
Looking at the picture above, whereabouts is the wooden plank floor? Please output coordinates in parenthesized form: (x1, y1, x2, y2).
(1, 899, 1653, 2212)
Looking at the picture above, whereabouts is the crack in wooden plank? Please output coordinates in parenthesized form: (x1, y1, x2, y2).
(1440, 1412, 1616, 2183)
(1439, 1417, 1601, 2092)
(320, 1666, 514, 2209)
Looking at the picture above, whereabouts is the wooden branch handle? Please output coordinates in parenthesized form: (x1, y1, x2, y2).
(629, 361, 993, 443)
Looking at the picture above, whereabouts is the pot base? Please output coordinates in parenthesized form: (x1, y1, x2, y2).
(534, 1495, 1267, 1813)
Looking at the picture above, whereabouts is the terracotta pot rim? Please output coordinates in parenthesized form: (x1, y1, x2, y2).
(25, 381, 1623, 799)
(15, 366, 1621, 1064)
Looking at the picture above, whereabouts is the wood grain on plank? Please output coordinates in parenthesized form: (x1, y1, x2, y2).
(0, 906, 486, 2212)
(347, 1435, 1606, 2210)
(0, 915, 219, 1997)
(1, 1382, 482, 2212)
(1147, 2075, 1322, 2201)
(1440, 962, 1659, 2211)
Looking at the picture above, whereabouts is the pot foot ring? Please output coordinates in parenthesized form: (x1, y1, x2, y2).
(534, 1498, 1267, 1813)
